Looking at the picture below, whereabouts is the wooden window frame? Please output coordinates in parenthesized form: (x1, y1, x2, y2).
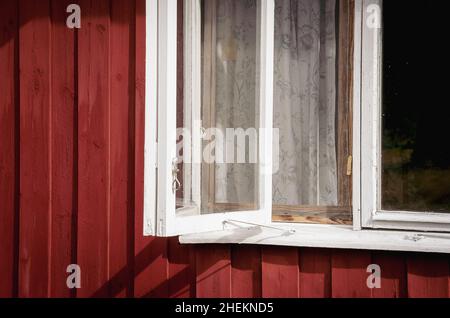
(143, 0, 450, 252)
(144, 0, 274, 237)
(197, 0, 355, 226)
(360, 0, 450, 233)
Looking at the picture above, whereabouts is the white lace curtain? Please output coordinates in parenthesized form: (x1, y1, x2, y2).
(212, 0, 338, 207)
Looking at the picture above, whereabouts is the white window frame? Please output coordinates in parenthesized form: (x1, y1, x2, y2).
(360, 0, 450, 233)
(144, 0, 274, 237)
(144, 0, 450, 253)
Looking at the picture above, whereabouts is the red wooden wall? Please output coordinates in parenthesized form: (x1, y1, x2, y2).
(0, 0, 449, 298)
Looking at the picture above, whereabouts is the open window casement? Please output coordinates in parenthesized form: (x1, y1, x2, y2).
(144, 0, 275, 237)
(144, 0, 450, 252)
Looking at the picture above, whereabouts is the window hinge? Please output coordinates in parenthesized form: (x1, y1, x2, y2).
(346, 155, 353, 176)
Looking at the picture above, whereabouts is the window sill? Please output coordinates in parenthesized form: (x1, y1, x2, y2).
(179, 223, 450, 254)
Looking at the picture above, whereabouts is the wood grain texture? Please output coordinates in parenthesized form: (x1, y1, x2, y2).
(109, 0, 134, 298)
(50, 0, 76, 298)
(331, 249, 372, 298)
(231, 245, 261, 298)
(18, 0, 52, 298)
(261, 247, 299, 298)
(299, 248, 331, 298)
(77, 0, 110, 298)
(337, 0, 354, 208)
(196, 245, 231, 298)
(371, 252, 407, 298)
(168, 237, 195, 298)
(407, 253, 449, 298)
(0, 0, 19, 298)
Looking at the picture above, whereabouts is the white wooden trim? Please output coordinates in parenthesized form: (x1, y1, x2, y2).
(190, 0, 202, 208)
(373, 211, 450, 224)
(257, 0, 275, 223)
(182, 0, 202, 208)
(182, 0, 193, 206)
(361, 0, 382, 229)
(156, 0, 178, 236)
(143, 0, 159, 236)
(179, 223, 450, 254)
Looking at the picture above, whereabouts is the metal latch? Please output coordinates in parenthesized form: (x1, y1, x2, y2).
(346, 155, 353, 176)
(172, 158, 181, 193)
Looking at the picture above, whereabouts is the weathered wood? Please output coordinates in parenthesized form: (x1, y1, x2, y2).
(273, 207, 352, 225)
(196, 245, 231, 298)
(337, 0, 354, 208)
(168, 237, 196, 298)
(77, 0, 110, 298)
(407, 254, 449, 298)
(50, 0, 76, 298)
(0, 0, 19, 298)
(18, 0, 52, 298)
(371, 252, 407, 298)
(110, 0, 134, 298)
(331, 249, 372, 298)
(261, 247, 299, 298)
(299, 248, 331, 298)
(231, 245, 262, 298)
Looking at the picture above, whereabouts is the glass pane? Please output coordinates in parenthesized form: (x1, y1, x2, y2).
(176, 0, 260, 216)
(381, 1, 450, 213)
(272, 0, 351, 224)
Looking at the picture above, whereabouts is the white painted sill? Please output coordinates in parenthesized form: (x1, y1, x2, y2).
(179, 223, 450, 254)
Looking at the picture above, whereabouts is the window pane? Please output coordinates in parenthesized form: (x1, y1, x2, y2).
(381, 1, 450, 213)
(176, 0, 260, 215)
(272, 0, 352, 224)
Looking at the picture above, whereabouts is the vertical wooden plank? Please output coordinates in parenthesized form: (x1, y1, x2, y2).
(50, 0, 76, 298)
(77, 0, 111, 298)
(134, 238, 169, 298)
(331, 249, 372, 298)
(196, 245, 231, 298)
(371, 252, 407, 298)
(407, 253, 449, 298)
(261, 247, 299, 298)
(0, 0, 19, 298)
(18, 0, 52, 298)
(109, 0, 134, 298)
(299, 248, 331, 298)
(133, 0, 169, 299)
(337, 0, 354, 208)
(168, 237, 196, 298)
(231, 246, 261, 298)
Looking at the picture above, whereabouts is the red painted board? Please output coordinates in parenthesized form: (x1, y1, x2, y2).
(299, 248, 331, 298)
(18, 0, 52, 298)
(50, 0, 76, 298)
(77, 0, 111, 298)
(261, 247, 299, 298)
(371, 252, 407, 298)
(0, 0, 19, 298)
(134, 237, 169, 298)
(168, 237, 196, 298)
(331, 249, 372, 298)
(231, 245, 261, 298)
(407, 253, 449, 298)
(196, 245, 231, 298)
(109, 0, 134, 298)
